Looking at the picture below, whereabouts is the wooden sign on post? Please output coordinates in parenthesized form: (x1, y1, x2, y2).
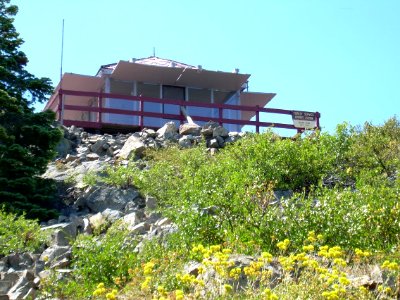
(292, 111, 317, 129)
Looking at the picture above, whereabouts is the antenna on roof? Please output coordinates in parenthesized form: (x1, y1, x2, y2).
(60, 19, 65, 82)
(153, 47, 156, 57)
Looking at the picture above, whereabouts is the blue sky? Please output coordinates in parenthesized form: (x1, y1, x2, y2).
(12, 0, 400, 133)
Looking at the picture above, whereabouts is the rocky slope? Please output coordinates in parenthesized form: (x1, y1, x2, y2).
(0, 121, 393, 299)
(0, 121, 246, 299)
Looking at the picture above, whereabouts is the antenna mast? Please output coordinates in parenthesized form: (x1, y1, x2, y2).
(153, 46, 156, 57)
(60, 19, 65, 81)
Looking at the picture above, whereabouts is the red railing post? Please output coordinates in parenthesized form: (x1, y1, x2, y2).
(58, 89, 63, 125)
(139, 97, 144, 129)
(57, 89, 320, 133)
(98, 93, 103, 125)
(218, 105, 223, 126)
(255, 105, 260, 133)
(180, 100, 184, 125)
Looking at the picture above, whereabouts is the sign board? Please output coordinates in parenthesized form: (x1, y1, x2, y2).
(292, 111, 317, 129)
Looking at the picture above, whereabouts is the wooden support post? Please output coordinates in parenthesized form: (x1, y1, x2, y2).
(58, 89, 64, 125)
(256, 105, 260, 133)
(139, 97, 144, 129)
(218, 106, 223, 126)
(98, 94, 102, 125)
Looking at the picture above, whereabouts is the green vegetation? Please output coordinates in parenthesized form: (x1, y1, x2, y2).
(0, 207, 47, 255)
(41, 222, 138, 298)
(0, 0, 62, 219)
(47, 118, 400, 299)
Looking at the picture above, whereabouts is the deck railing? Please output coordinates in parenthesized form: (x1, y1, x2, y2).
(49, 89, 321, 133)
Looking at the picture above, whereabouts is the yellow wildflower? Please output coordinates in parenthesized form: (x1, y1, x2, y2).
(333, 258, 347, 267)
(224, 284, 233, 293)
(339, 276, 350, 286)
(276, 239, 290, 251)
(261, 251, 273, 262)
(381, 260, 399, 271)
(307, 231, 317, 243)
(263, 288, 278, 300)
(175, 289, 184, 300)
(302, 244, 314, 252)
(229, 267, 242, 280)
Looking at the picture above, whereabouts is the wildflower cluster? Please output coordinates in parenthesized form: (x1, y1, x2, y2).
(354, 248, 371, 258)
(92, 283, 118, 300)
(263, 288, 278, 300)
(129, 231, 397, 299)
(381, 260, 399, 271)
(276, 239, 290, 251)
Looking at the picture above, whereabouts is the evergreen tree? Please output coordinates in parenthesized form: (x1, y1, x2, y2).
(0, 0, 62, 220)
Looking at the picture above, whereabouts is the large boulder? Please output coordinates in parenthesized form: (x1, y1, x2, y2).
(213, 126, 229, 138)
(89, 139, 107, 154)
(118, 135, 146, 159)
(84, 186, 140, 213)
(157, 122, 178, 139)
(201, 121, 219, 137)
(6, 270, 36, 300)
(41, 222, 79, 247)
(179, 123, 201, 135)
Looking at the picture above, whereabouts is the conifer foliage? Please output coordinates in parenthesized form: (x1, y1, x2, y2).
(0, 0, 62, 219)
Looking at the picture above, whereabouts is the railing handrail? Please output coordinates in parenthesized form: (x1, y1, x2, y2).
(54, 89, 321, 132)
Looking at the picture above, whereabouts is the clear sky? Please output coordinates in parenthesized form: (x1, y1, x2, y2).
(12, 0, 400, 133)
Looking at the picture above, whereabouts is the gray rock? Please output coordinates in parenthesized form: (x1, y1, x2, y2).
(216, 135, 225, 147)
(143, 129, 157, 138)
(1, 271, 20, 284)
(65, 154, 78, 162)
(154, 217, 171, 227)
(145, 196, 156, 210)
(6, 270, 35, 300)
(179, 123, 201, 135)
(146, 212, 162, 224)
(123, 211, 145, 230)
(84, 186, 139, 213)
(201, 121, 219, 137)
(208, 138, 219, 148)
(157, 122, 177, 139)
(6, 254, 34, 271)
(86, 153, 100, 161)
(101, 208, 123, 223)
(213, 126, 229, 137)
(41, 223, 77, 247)
(178, 136, 192, 148)
(0, 281, 12, 294)
(39, 246, 71, 267)
(129, 222, 151, 235)
(82, 218, 92, 234)
(50, 258, 70, 269)
(90, 139, 106, 154)
(118, 135, 146, 159)
(0, 257, 7, 272)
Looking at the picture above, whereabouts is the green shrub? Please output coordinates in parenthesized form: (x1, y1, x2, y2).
(0, 207, 46, 255)
(49, 222, 139, 298)
(124, 120, 399, 253)
(73, 222, 137, 281)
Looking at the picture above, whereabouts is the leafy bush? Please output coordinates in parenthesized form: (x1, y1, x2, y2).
(73, 223, 137, 282)
(127, 120, 399, 253)
(44, 222, 139, 298)
(0, 207, 46, 255)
